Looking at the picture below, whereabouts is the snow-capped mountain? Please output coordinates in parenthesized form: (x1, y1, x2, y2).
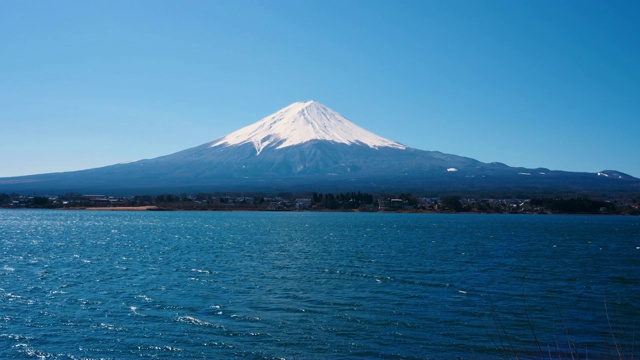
(0, 101, 638, 195)
(211, 100, 405, 154)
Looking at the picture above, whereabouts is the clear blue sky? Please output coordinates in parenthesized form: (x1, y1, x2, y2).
(1, 0, 639, 178)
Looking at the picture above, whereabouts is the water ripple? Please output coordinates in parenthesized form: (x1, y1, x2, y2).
(0, 210, 638, 359)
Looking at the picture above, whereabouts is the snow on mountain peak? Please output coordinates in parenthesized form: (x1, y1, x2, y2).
(211, 101, 406, 154)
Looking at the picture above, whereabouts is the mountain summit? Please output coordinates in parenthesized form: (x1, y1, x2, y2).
(211, 100, 406, 154)
(0, 101, 638, 195)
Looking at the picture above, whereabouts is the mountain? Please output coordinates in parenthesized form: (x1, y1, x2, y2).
(1, 100, 639, 196)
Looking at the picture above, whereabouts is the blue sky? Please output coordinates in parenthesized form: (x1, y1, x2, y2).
(1, 0, 639, 178)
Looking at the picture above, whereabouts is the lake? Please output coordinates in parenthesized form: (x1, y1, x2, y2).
(1, 210, 639, 359)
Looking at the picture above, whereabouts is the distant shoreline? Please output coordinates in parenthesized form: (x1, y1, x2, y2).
(4, 207, 634, 216)
(4, 192, 638, 214)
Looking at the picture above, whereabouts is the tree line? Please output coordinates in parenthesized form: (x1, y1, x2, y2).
(311, 192, 375, 210)
(1, 192, 638, 214)
(529, 198, 617, 214)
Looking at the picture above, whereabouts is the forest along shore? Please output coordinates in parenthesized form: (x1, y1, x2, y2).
(2, 192, 639, 214)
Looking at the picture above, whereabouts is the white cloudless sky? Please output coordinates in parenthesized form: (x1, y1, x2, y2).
(1, 0, 639, 177)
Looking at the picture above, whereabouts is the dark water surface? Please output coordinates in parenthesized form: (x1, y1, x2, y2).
(1, 210, 639, 359)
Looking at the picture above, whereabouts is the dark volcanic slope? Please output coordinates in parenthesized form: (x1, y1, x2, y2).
(1, 139, 638, 196)
(1, 100, 638, 196)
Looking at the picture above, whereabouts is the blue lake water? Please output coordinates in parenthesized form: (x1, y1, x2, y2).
(1, 210, 639, 359)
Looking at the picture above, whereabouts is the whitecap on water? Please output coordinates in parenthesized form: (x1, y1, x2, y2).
(230, 314, 261, 321)
(15, 344, 54, 360)
(137, 345, 183, 352)
(5, 293, 23, 300)
(94, 322, 127, 332)
(0, 333, 32, 341)
(130, 306, 142, 316)
(191, 268, 211, 274)
(176, 315, 223, 328)
(135, 294, 153, 302)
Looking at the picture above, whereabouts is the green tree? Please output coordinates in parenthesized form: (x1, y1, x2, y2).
(32, 196, 51, 208)
(443, 196, 463, 212)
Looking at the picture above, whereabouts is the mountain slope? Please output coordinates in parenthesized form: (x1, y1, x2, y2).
(0, 101, 638, 196)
